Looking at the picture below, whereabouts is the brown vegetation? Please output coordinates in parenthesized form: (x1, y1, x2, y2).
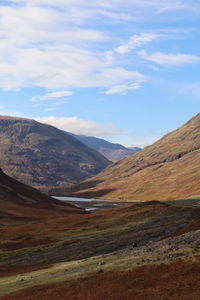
(66, 113, 200, 201)
(0, 265, 51, 277)
(1, 170, 200, 299)
(2, 257, 200, 300)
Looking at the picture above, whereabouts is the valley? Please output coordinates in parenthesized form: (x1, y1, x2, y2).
(1, 114, 200, 299)
(0, 1, 200, 299)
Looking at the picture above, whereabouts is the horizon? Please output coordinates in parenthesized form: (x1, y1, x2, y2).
(0, 1, 200, 147)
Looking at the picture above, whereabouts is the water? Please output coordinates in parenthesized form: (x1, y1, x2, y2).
(54, 196, 124, 211)
(55, 196, 95, 202)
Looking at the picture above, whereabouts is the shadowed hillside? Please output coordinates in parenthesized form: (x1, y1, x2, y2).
(0, 168, 84, 252)
(65, 113, 200, 201)
(0, 116, 110, 192)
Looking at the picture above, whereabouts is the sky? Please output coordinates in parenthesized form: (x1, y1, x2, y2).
(0, 0, 200, 147)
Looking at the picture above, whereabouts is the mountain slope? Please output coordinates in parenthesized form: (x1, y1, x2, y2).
(0, 168, 75, 209)
(0, 116, 111, 192)
(72, 134, 141, 161)
(0, 168, 85, 253)
(66, 113, 200, 201)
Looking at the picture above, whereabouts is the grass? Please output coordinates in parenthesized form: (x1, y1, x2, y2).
(1, 240, 200, 298)
(0, 202, 200, 299)
(2, 202, 197, 266)
(1, 200, 200, 298)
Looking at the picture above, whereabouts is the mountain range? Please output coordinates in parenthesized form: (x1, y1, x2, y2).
(71, 134, 141, 162)
(0, 116, 110, 192)
(66, 113, 200, 201)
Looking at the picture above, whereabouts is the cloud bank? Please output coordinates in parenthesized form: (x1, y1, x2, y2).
(35, 116, 123, 137)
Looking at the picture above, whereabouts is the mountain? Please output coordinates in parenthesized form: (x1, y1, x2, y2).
(0, 116, 111, 192)
(66, 113, 200, 201)
(71, 134, 141, 162)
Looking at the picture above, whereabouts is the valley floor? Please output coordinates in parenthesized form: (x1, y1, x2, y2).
(1, 256, 200, 300)
(1, 200, 200, 299)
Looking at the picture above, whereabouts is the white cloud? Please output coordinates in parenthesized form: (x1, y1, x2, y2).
(0, 7, 145, 92)
(115, 33, 157, 54)
(0, 0, 199, 93)
(30, 91, 73, 102)
(105, 82, 142, 95)
(8, 0, 200, 15)
(0, 105, 23, 117)
(139, 50, 200, 67)
(35, 116, 123, 137)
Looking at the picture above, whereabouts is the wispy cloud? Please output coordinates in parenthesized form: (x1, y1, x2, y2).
(105, 82, 142, 95)
(0, 105, 23, 117)
(0, 0, 199, 96)
(30, 91, 73, 102)
(114, 33, 157, 55)
(139, 50, 200, 67)
(35, 116, 123, 137)
(1, 0, 198, 93)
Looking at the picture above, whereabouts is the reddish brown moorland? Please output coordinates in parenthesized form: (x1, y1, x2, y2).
(1, 257, 200, 300)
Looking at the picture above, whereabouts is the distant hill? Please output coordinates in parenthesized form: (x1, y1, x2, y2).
(0, 116, 111, 192)
(66, 113, 200, 201)
(72, 134, 141, 162)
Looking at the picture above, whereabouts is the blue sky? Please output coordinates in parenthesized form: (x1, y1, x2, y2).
(0, 0, 200, 146)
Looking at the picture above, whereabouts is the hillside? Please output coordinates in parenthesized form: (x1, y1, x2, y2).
(66, 113, 200, 201)
(0, 168, 84, 251)
(0, 116, 111, 192)
(72, 134, 141, 162)
(0, 168, 78, 209)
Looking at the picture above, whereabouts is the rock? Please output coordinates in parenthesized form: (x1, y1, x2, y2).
(146, 248, 152, 252)
(96, 268, 104, 274)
